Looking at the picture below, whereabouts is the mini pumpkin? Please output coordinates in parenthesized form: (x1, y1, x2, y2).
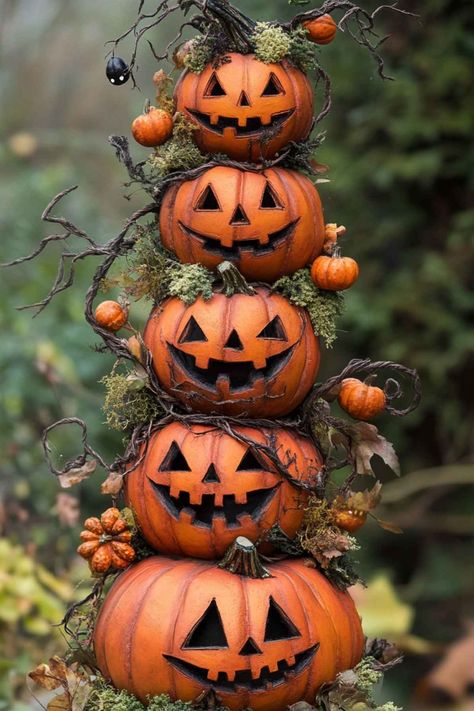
(94, 301, 128, 332)
(334, 509, 368, 533)
(338, 378, 386, 420)
(311, 253, 359, 291)
(94, 539, 364, 710)
(77, 508, 135, 574)
(303, 14, 338, 45)
(175, 53, 314, 161)
(131, 105, 173, 147)
(143, 285, 320, 417)
(160, 166, 325, 282)
(125, 421, 323, 558)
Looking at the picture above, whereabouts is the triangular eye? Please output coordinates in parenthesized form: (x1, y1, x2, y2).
(236, 448, 266, 471)
(264, 597, 301, 641)
(261, 73, 284, 96)
(182, 599, 228, 649)
(179, 316, 208, 343)
(195, 184, 221, 211)
(159, 441, 191, 472)
(204, 72, 226, 97)
(260, 182, 283, 209)
(257, 316, 287, 340)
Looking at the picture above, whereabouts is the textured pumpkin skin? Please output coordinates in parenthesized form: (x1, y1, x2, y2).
(143, 287, 320, 417)
(175, 54, 313, 161)
(334, 509, 368, 533)
(94, 556, 364, 710)
(94, 300, 128, 331)
(159, 166, 325, 282)
(125, 421, 323, 558)
(311, 255, 359, 291)
(303, 14, 338, 45)
(77, 508, 135, 574)
(131, 108, 173, 147)
(338, 378, 386, 420)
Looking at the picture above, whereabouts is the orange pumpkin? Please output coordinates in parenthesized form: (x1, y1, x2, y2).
(303, 14, 338, 45)
(77, 508, 135, 574)
(334, 509, 368, 533)
(125, 421, 323, 558)
(175, 53, 313, 161)
(338, 378, 386, 420)
(143, 286, 320, 417)
(131, 106, 173, 147)
(94, 301, 128, 332)
(159, 166, 325, 282)
(94, 539, 364, 710)
(310, 254, 359, 291)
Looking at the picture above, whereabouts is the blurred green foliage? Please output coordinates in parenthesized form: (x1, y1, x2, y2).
(0, 0, 472, 708)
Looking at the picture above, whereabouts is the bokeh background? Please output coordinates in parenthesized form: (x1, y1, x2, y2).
(0, 0, 473, 708)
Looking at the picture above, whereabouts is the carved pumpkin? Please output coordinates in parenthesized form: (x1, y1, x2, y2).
(175, 53, 314, 161)
(125, 421, 323, 558)
(143, 286, 320, 417)
(94, 539, 364, 711)
(159, 166, 325, 282)
(338, 378, 386, 420)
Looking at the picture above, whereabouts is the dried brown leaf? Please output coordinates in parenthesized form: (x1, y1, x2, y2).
(58, 459, 96, 488)
(346, 482, 383, 512)
(47, 693, 71, 711)
(101, 471, 124, 495)
(29, 660, 64, 691)
(56, 494, 80, 527)
(347, 422, 400, 476)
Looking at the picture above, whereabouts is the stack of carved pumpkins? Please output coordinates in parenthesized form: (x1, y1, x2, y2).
(94, 41, 364, 710)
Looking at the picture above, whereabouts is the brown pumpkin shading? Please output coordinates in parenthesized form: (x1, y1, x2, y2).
(125, 421, 323, 558)
(175, 53, 313, 161)
(94, 540, 364, 710)
(159, 166, 325, 282)
(143, 287, 320, 417)
(77, 508, 135, 574)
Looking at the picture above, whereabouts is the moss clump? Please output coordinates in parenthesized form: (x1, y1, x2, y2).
(183, 37, 213, 74)
(167, 263, 213, 304)
(252, 23, 292, 64)
(101, 368, 163, 431)
(85, 681, 200, 711)
(288, 26, 319, 73)
(128, 225, 170, 302)
(353, 658, 383, 699)
(147, 137, 206, 176)
(273, 268, 344, 347)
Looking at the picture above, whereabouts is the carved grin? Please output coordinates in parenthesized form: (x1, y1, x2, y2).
(148, 481, 278, 528)
(187, 109, 294, 137)
(163, 644, 319, 692)
(178, 219, 300, 258)
(168, 343, 295, 391)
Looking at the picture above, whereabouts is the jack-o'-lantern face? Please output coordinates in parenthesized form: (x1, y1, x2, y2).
(143, 287, 320, 417)
(175, 54, 314, 161)
(159, 166, 325, 282)
(125, 422, 323, 558)
(94, 554, 365, 710)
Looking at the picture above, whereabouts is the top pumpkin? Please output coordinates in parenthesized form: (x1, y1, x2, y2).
(175, 53, 314, 162)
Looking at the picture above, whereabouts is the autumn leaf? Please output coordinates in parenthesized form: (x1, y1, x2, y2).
(421, 623, 474, 701)
(101, 470, 123, 495)
(29, 658, 65, 690)
(47, 694, 71, 711)
(58, 459, 96, 488)
(347, 422, 400, 476)
(29, 657, 91, 711)
(55, 494, 80, 527)
(345, 482, 383, 512)
(350, 575, 414, 638)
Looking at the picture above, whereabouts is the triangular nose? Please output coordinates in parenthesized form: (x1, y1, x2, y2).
(237, 90, 251, 107)
(202, 464, 220, 483)
(225, 329, 244, 350)
(230, 204, 250, 225)
(239, 637, 262, 655)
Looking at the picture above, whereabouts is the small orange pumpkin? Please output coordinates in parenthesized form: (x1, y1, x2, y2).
(303, 14, 338, 45)
(131, 105, 173, 147)
(310, 254, 359, 291)
(94, 300, 128, 331)
(334, 509, 368, 533)
(77, 508, 135, 574)
(338, 378, 386, 420)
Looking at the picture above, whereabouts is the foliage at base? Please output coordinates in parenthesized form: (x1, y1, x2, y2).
(85, 682, 199, 711)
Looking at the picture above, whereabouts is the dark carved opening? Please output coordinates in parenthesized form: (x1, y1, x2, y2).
(239, 637, 262, 655)
(260, 182, 282, 209)
(236, 449, 266, 471)
(182, 599, 228, 648)
(230, 204, 250, 225)
(257, 316, 287, 340)
(202, 463, 220, 483)
(261, 73, 284, 96)
(179, 316, 208, 343)
(225, 329, 244, 350)
(238, 90, 251, 106)
(196, 184, 221, 211)
(204, 72, 226, 97)
(159, 441, 192, 472)
(264, 596, 301, 641)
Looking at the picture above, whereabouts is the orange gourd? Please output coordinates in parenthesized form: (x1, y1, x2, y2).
(143, 286, 320, 417)
(303, 14, 338, 45)
(94, 301, 128, 331)
(160, 166, 325, 282)
(334, 509, 368, 533)
(125, 421, 323, 558)
(175, 53, 313, 162)
(338, 378, 387, 420)
(131, 106, 173, 147)
(311, 254, 359, 291)
(77, 508, 135, 574)
(94, 539, 364, 710)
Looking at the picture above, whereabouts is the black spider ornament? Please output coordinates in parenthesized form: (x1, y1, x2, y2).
(106, 56, 130, 86)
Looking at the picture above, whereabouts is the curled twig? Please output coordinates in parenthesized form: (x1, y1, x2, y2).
(42, 417, 109, 478)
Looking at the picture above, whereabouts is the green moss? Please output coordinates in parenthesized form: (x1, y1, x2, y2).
(252, 23, 292, 64)
(354, 657, 383, 699)
(101, 368, 163, 432)
(147, 136, 206, 176)
(84, 681, 202, 711)
(288, 26, 319, 73)
(273, 268, 345, 347)
(376, 704, 402, 711)
(183, 37, 213, 74)
(167, 263, 214, 305)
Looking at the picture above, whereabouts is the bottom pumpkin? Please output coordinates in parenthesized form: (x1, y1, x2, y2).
(94, 539, 364, 711)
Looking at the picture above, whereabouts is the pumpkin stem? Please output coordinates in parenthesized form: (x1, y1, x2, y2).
(364, 374, 378, 386)
(144, 98, 151, 114)
(218, 536, 272, 578)
(217, 261, 256, 297)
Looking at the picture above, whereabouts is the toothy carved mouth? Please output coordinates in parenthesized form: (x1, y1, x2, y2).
(163, 644, 319, 692)
(168, 343, 295, 391)
(148, 481, 278, 527)
(178, 219, 300, 258)
(187, 109, 294, 137)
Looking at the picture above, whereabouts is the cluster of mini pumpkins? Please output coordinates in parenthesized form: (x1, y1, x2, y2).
(88, 17, 387, 710)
